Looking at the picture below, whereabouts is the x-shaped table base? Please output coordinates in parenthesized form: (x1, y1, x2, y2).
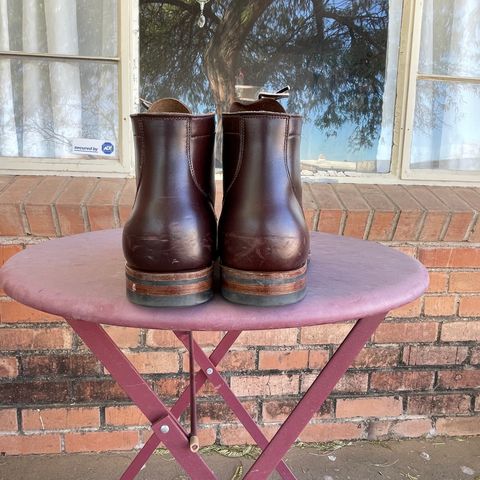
(67, 312, 385, 480)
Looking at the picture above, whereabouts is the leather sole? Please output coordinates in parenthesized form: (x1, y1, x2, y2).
(220, 263, 307, 306)
(125, 264, 213, 307)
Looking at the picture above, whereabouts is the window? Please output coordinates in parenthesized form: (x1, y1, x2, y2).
(402, 0, 480, 181)
(140, 0, 400, 176)
(0, 0, 134, 176)
(0, 1, 478, 183)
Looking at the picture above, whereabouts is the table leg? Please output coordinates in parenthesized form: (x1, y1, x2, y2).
(243, 313, 386, 479)
(175, 331, 297, 480)
(66, 318, 216, 480)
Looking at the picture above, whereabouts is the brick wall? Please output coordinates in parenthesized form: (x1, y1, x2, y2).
(0, 175, 479, 455)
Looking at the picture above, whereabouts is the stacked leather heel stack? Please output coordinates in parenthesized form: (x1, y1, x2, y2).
(123, 96, 309, 307)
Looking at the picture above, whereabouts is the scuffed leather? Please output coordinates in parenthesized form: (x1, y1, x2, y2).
(219, 101, 309, 272)
(123, 104, 216, 273)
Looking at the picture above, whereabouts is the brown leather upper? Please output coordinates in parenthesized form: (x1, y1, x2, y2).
(218, 100, 309, 272)
(123, 100, 216, 273)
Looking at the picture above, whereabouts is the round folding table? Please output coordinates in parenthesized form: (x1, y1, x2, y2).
(0, 229, 428, 480)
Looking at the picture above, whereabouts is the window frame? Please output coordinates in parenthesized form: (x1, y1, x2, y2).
(0, 1, 137, 177)
(399, 0, 480, 183)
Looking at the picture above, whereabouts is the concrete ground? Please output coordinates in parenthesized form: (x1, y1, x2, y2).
(1, 437, 479, 480)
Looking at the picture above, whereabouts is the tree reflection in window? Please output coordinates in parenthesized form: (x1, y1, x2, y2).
(140, 0, 394, 172)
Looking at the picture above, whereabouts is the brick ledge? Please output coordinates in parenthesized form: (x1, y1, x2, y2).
(0, 175, 479, 242)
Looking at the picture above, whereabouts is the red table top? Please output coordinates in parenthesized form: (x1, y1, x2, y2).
(0, 229, 428, 331)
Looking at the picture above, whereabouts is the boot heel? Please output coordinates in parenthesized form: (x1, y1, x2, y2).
(221, 263, 307, 307)
(126, 265, 213, 307)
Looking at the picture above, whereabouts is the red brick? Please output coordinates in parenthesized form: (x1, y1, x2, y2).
(441, 321, 480, 341)
(22, 354, 101, 377)
(450, 272, 480, 293)
(65, 430, 139, 453)
(308, 349, 330, 369)
(0, 300, 62, 323)
(0, 357, 18, 377)
(0, 327, 71, 350)
(22, 407, 99, 431)
(352, 347, 400, 368)
(335, 184, 370, 239)
(125, 351, 178, 374)
(301, 372, 368, 393)
(219, 424, 278, 445)
(475, 395, 480, 411)
(389, 298, 422, 318)
(379, 185, 424, 241)
(105, 405, 149, 426)
(258, 350, 308, 370)
(299, 421, 364, 442)
(302, 184, 319, 230)
(418, 247, 480, 268)
(403, 345, 468, 366)
(372, 322, 438, 343)
(458, 297, 480, 317)
(262, 399, 332, 422)
(437, 370, 480, 389)
(230, 375, 299, 397)
(370, 419, 433, 439)
(237, 329, 298, 346)
(155, 376, 217, 398)
(0, 433, 61, 455)
(0, 381, 70, 404)
(370, 371, 434, 391)
(310, 184, 343, 234)
(336, 396, 402, 418)
(0, 409, 18, 431)
(356, 184, 396, 241)
(300, 323, 353, 344)
(436, 416, 480, 436)
(197, 401, 257, 424)
(427, 271, 448, 293)
(24, 176, 68, 236)
(407, 394, 471, 415)
(0, 176, 43, 235)
(72, 380, 129, 402)
(408, 186, 449, 241)
(55, 177, 98, 235)
(217, 350, 256, 372)
(423, 295, 456, 316)
(146, 330, 222, 348)
(86, 178, 125, 230)
(118, 179, 136, 225)
(103, 326, 140, 348)
(428, 186, 475, 241)
(0, 244, 23, 267)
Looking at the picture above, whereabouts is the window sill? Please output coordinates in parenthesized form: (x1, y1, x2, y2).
(0, 175, 479, 243)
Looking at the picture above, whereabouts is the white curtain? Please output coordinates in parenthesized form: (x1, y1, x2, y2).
(410, 0, 480, 170)
(0, 0, 18, 156)
(0, 0, 117, 158)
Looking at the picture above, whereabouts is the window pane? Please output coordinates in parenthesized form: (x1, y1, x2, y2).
(5, 0, 118, 57)
(0, 57, 118, 158)
(410, 80, 480, 171)
(139, 0, 400, 174)
(419, 0, 480, 77)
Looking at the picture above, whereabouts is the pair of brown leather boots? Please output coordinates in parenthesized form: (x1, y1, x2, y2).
(122, 97, 309, 308)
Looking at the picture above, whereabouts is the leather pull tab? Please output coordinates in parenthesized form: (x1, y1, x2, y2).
(258, 85, 290, 100)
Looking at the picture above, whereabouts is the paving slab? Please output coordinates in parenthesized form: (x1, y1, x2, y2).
(0, 437, 479, 480)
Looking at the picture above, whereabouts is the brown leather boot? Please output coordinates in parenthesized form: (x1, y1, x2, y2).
(123, 99, 216, 307)
(218, 98, 309, 306)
